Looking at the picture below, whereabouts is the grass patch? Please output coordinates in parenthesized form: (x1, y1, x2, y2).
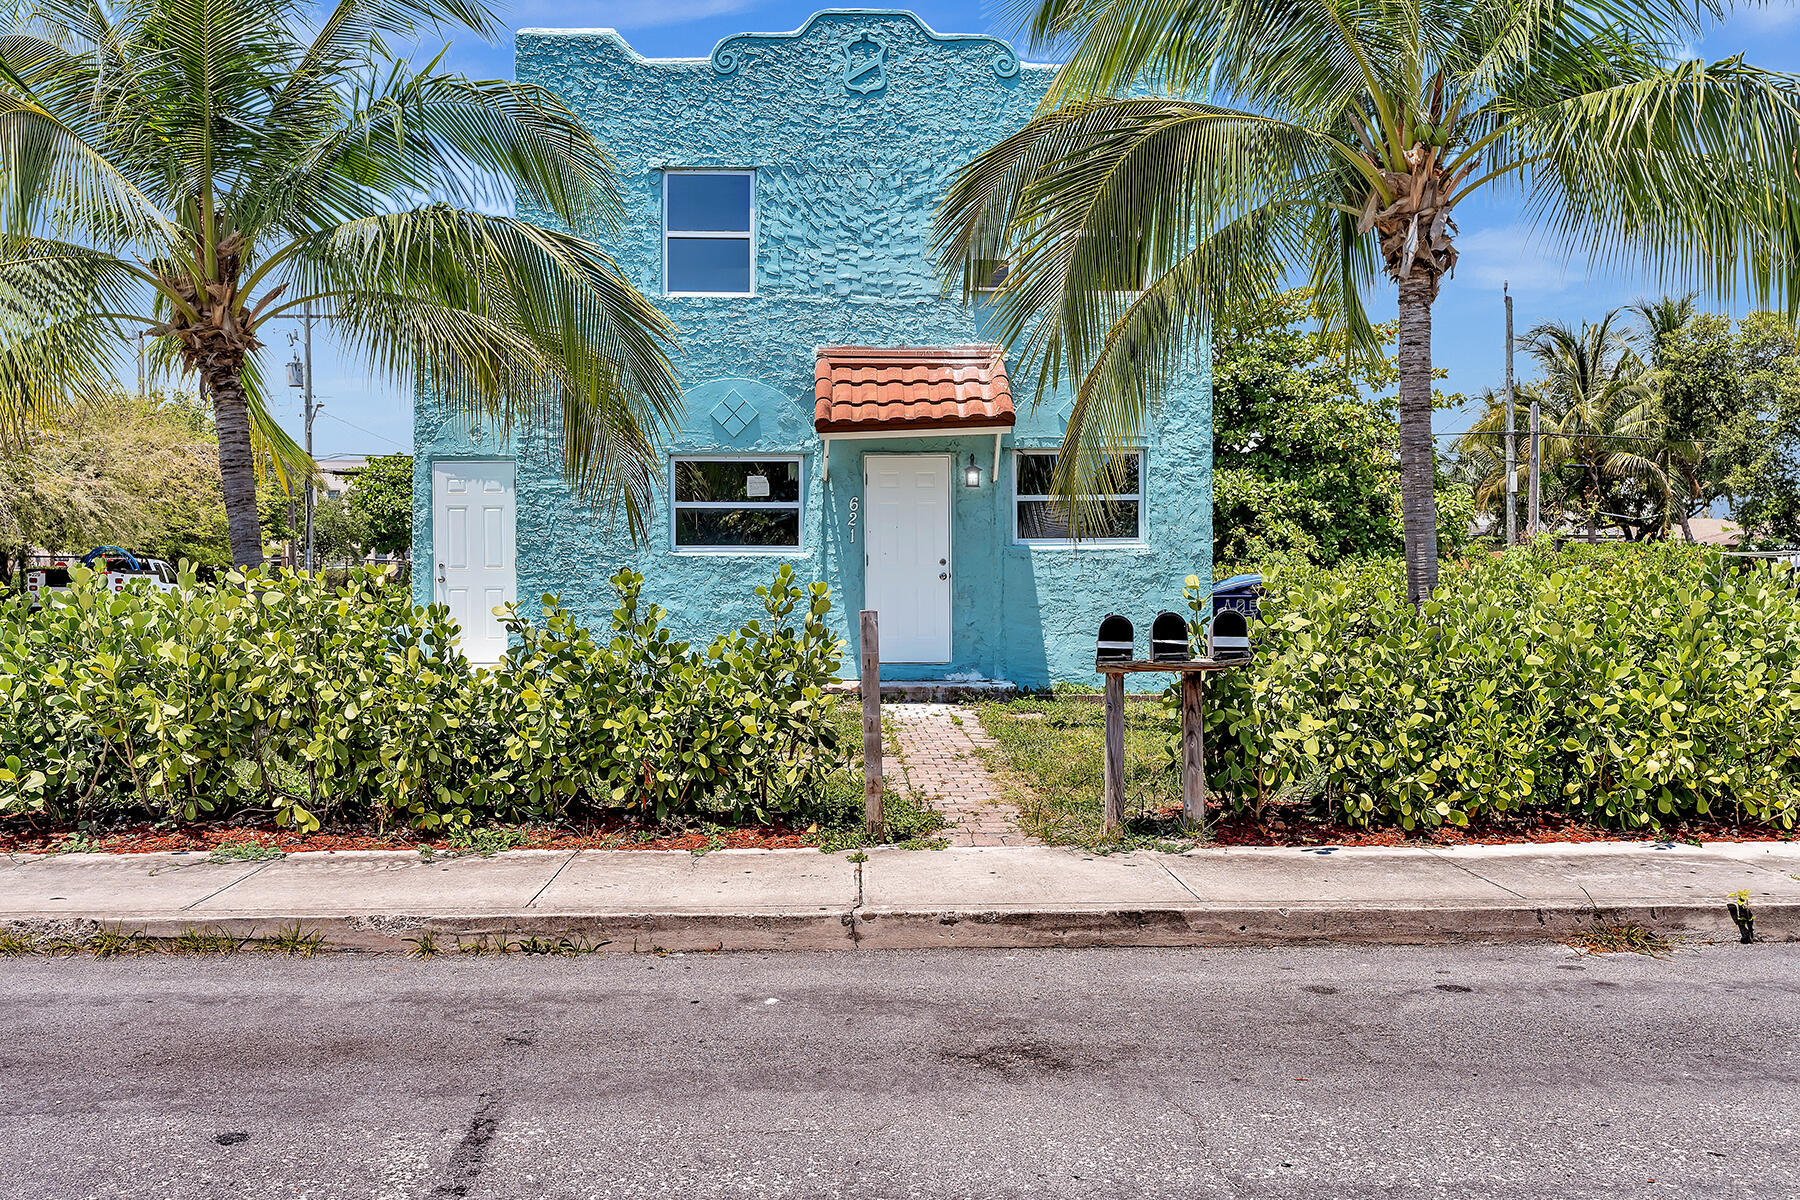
(806, 699, 948, 850)
(972, 696, 1198, 851)
(444, 826, 531, 858)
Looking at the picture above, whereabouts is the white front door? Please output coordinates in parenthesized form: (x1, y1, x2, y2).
(863, 454, 952, 663)
(432, 460, 516, 664)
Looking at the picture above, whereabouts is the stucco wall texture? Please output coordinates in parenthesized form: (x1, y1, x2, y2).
(413, 10, 1213, 687)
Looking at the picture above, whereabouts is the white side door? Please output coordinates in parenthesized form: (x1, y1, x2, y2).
(863, 454, 952, 663)
(432, 460, 516, 665)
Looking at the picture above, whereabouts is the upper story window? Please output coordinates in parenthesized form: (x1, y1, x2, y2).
(664, 170, 754, 296)
(1013, 449, 1145, 544)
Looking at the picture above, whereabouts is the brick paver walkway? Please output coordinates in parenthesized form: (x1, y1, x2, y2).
(886, 703, 1036, 847)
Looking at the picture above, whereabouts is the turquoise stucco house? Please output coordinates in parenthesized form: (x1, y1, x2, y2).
(412, 10, 1212, 687)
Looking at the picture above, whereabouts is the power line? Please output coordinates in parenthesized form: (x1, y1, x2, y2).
(1434, 430, 1675, 441)
(315, 409, 408, 451)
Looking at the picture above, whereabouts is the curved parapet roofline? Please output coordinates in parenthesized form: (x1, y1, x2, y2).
(709, 9, 1026, 79)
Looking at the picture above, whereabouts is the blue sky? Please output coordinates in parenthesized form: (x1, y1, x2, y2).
(270, 0, 1800, 456)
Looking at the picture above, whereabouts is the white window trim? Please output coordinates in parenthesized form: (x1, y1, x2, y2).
(1012, 448, 1147, 547)
(663, 169, 756, 298)
(670, 454, 803, 555)
(973, 258, 1010, 295)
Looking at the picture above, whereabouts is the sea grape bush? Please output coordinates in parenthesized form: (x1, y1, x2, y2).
(0, 564, 844, 831)
(1185, 543, 1800, 833)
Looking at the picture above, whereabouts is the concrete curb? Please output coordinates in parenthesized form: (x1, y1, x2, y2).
(4, 841, 1797, 953)
(4, 900, 1792, 955)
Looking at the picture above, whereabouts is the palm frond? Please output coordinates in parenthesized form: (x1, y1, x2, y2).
(280, 205, 680, 523)
(1511, 57, 1800, 311)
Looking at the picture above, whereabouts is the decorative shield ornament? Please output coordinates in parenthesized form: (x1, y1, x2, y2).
(842, 32, 886, 94)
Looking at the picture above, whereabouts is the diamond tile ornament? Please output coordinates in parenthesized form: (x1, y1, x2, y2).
(1054, 398, 1075, 427)
(710, 389, 757, 437)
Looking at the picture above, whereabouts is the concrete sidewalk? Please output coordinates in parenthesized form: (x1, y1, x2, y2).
(3, 841, 1797, 952)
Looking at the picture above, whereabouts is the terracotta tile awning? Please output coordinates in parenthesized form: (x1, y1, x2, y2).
(814, 345, 1015, 434)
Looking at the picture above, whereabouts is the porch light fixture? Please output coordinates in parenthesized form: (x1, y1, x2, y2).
(965, 454, 982, 488)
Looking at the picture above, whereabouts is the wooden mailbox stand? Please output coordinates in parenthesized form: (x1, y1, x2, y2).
(1098, 659, 1242, 836)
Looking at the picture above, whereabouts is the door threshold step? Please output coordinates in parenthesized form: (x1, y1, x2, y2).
(827, 679, 1018, 702)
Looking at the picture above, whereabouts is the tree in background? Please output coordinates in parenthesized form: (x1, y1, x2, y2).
(1632, 297, 1753, 540)
(1457, 303, 1800, 545)
(1457, 313, 1668, 541)
(1729, 314, 1800, 546)
(310, 495, 371, 566)
(0, 0, 680, 567)
(1525, 315, 1669, 543)
(0, 390, 290, 576)
(1213, 290, 1470, 566)
(936, 0, 1800, 604)
(344, 455, 413, 558)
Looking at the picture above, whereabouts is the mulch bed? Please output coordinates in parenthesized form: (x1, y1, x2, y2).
(0, 817, 815, 856)
(1157, 807, 1796, 847)
(6, 809, 1793, 856)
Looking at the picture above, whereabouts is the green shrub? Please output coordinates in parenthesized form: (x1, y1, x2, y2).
(1188, 543, 1800, 832)
(0, 564, 844, 831)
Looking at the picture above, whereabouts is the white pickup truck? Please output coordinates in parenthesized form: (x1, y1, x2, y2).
(23, 549, 181, 606)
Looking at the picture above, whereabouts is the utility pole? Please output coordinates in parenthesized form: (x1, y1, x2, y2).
(1527, 359, 1542, 537)
(302, 304, 317, 574)
(1504, 284, 1517, 546)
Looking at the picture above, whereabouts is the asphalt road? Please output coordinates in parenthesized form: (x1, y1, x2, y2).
(2, 943, 1797, 1200)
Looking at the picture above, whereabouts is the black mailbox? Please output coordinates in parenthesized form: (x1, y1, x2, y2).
(1150, 611, 1189, 663)
(1208, 609, 1251, 660)
(1095, 614, 1135, 667)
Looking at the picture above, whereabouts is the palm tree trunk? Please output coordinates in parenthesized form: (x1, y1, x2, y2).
(202, 367, 266, 567)
(1396, 274, 1440, 605)
(1678, 509, 1695, 543)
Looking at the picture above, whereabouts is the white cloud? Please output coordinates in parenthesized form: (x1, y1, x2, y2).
(512, 0, 757, 29)
(1732, 0, 1799, 34)
(1455, 225, 1586, 295)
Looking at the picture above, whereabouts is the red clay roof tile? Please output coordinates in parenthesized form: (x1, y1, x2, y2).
(814, 345, 1015, 434)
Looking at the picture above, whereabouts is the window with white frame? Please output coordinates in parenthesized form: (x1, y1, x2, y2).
(1013, 449, 1144, 543)
(663, 171, 754, 296)
(672, 456, 801, 550)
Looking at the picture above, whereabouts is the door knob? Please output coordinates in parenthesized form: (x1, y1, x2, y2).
(939, 572, 948, 580)
(436, 562, 446, 583)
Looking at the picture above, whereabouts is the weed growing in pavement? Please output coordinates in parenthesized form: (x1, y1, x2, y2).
(406, 931, 441, 959)
(262, 924, 325, 957)
(0, 925, 319, 956)
(208, 841, 284, 862)
(445, 826, 530, 857)
(170, 928, 246, 954)
(452, 932, 612, 956)
(1726, 889, 1757, 943)
(87, 926, 154, 957)
(49, 830, 104, 854)
(1563, 918, 1673, 956)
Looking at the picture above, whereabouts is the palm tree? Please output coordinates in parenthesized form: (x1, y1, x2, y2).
(1526, 312, 1669, 542)
(0, 0, 680, 566)
(935, 0, 1800, 603)
(1629, 292, 1706, 541)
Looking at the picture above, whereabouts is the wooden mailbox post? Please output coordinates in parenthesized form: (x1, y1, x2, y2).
(1097, 659, 1239, 836)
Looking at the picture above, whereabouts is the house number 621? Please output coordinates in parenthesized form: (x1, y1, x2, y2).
(847, 496, 858, 543)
